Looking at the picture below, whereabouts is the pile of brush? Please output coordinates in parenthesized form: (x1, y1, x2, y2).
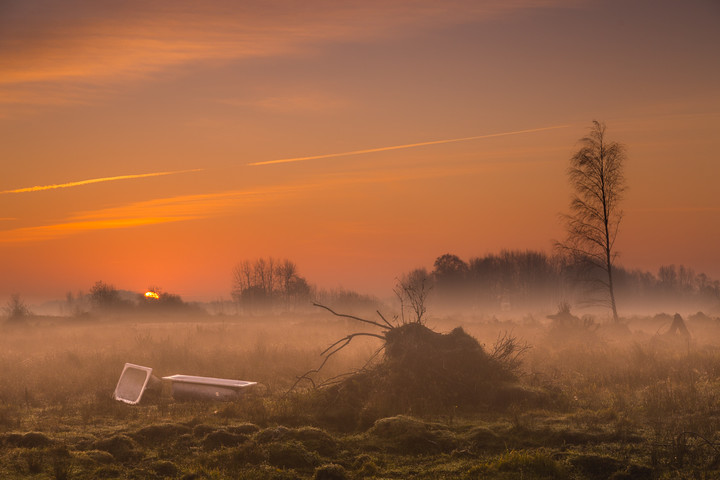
(302, 305, 537, 430)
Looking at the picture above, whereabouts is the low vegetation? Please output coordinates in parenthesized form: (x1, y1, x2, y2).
(1, 309, 720, 478)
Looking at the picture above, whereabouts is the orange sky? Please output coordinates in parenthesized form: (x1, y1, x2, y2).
(1, 0, 719, 303)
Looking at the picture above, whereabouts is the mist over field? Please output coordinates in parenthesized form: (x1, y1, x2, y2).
(2, 252, 720, 478)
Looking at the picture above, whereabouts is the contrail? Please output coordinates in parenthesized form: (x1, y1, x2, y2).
(248, 125, 570, 166)
(0, 168, 203, 194)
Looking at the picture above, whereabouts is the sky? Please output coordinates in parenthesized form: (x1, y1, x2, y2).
(1, 0, 719, 304)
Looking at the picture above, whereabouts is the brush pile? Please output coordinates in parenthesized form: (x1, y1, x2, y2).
(305, 306, 533, 430)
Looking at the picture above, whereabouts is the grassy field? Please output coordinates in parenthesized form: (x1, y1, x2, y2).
(1, 310, 720, 479)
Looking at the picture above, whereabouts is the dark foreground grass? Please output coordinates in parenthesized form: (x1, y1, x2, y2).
(2, 313, 720, 478)
(0, 411, 658, 479)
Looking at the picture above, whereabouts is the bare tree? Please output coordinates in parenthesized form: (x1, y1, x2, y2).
(232, 257, 311, 312)
(276, 259, 297, 295)
(231, 260, 253, 298)
(89, 281, 123, 311)
(557, 121, 626, 322)
(4, 293, 31, 320)
(395, 268, 432, 324)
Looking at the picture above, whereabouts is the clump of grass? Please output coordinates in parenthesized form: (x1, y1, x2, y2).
(467, 449, 569, 479)
(49, 446, 73, 480)
(201, 430, 248, 450)
(24, 450, 44, 474)
(92, 434, 141, 462)
(267, 440, 320, 470)
(0, 404, 21, 431)
(314, 463, 348, 480)
(148, 459, 179, 477)
(365, 415, 457, 455)
(131, 422, 192, 446)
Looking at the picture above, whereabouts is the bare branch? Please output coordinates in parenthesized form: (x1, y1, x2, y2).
(376, 310, 395, 329)
(313, 302, 391, 330)
(320, 332, 386, 357)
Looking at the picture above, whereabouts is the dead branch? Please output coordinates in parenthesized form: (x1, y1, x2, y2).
(313, 302, 391, 330)
(285, 356, 329, 395)
(285, 308, 387, 396)
(314, 345, 387, 389)
(321, 332, 386, 357)
(489, 331, 531, 374)
(376, 310, 395, 329)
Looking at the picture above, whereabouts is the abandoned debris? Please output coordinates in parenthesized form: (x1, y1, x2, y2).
(162, 375, 257, 401)
(113, 363, 161, 405)
(113, 363, 256, 404)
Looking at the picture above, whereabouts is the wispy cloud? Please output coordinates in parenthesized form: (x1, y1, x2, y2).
(0, 217, 195, 244)
(0, 184, 304, 243)
(248, 125, 571, 166)
(0, 1, 573, 113)
(0, 169, 203, 195)
(70, 188, 293, 222)
(0, 137, 567, 243)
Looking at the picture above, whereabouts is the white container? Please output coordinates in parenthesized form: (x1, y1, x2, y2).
(113, 363, 160, 405)
(162, 374, 257, 401)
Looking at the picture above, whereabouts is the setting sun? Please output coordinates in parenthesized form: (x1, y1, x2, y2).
(144, 291, 159, 300)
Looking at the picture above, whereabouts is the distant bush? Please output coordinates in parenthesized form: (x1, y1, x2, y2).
(137, 288, 205, 315)
(89, 281, 133, 312)
(3, 294, 31, 323)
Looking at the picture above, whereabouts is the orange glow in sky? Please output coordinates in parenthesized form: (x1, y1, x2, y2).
(0, 1, 718, 303)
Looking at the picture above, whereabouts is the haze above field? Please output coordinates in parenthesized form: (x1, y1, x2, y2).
(1, 0, 718, 302)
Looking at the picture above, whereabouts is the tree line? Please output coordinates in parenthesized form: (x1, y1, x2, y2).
(231, 257, 312, 312)
(63, 281, 201, 316)
(230, 257, 382, 314)
(426, 251, 720, 313)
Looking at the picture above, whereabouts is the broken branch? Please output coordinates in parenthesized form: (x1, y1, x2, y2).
(313, 303, 391, 330)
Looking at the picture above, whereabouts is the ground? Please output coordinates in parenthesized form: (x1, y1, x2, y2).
(1, 310, 719, 479)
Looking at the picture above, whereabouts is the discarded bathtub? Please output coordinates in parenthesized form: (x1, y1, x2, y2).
(113, 363, 162, 405)
(162, 374, 257, 401)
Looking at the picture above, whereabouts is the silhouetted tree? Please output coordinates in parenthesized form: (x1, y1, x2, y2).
(137, 286, 198, 313)
(467, 250, 559, 309)
(4, 293, 31, 321)
(395, 268, 432, 324)
(89, 281, 123, 311)
(658, 265, 678, 292)
(418, 249, 717, 312)
(231, 257, 311, 312)
(557, 121, 626, 322)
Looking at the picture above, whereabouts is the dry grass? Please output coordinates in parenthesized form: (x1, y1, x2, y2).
(1, 310, 720, 478)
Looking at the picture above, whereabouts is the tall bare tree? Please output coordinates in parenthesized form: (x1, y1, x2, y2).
(558, 121, 626, 322)
(232, 257, 311, 311)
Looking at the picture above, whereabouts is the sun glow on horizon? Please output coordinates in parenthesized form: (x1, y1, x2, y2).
(144, 291, 160, 300)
